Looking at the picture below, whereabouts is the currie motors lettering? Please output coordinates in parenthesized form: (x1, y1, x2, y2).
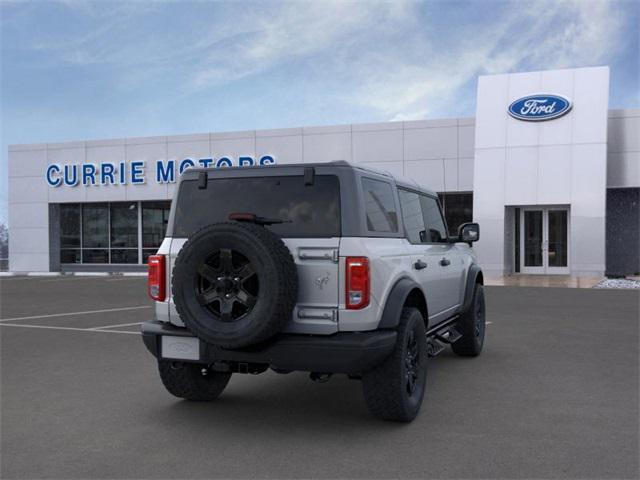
(508, 94, 572, 121)
(45, 155, 276, 187)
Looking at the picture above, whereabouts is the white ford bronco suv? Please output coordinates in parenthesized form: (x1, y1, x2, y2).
(142, 161, 485, 422)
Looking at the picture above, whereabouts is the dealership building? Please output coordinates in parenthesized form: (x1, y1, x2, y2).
(7, 66, 640, 277)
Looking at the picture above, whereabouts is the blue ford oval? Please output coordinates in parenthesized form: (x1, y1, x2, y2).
(508, 94, 572, 121)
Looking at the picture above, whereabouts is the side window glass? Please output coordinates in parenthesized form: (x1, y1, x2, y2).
(361, 178, 398, 233)
(420, 195, 448, 243)
(399, 189, 426, 244)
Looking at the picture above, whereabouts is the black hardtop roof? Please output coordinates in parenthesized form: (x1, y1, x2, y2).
(184, 160, 436, 197)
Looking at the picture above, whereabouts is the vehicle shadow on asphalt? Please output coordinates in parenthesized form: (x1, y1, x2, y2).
(142, 352, 464, 434)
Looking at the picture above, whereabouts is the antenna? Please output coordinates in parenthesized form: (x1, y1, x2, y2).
(441, 157, 447, 217)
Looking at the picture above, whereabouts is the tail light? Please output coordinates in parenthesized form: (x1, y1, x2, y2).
(148, 255, 166, 301)
(345, 256, 369, 309)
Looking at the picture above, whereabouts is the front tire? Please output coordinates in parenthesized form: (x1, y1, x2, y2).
(362, 308, 428, 422)
(158, 360, 231, 401)
(451, 283, 486, 357)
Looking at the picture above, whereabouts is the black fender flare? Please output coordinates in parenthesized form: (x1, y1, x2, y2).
(461, 264, 484, 313)
(378, 278, 427, 329)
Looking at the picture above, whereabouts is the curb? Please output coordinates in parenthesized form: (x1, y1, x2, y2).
(1, 271, 147, 278)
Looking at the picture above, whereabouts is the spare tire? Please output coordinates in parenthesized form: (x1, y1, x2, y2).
(172, 222, 298, 349)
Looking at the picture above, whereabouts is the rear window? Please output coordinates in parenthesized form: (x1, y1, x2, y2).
(173, 175, 341, 237)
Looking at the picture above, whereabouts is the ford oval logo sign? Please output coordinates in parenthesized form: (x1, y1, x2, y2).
(508, 94, 572, 121)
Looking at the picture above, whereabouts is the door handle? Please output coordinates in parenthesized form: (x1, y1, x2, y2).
(414, 260, 427, 270)
(439, 257, 451, 267)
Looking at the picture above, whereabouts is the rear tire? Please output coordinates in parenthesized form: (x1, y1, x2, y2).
(158, 360, 231, 401)
(451, 283, 486, 357)
(362, 308, 428, 422)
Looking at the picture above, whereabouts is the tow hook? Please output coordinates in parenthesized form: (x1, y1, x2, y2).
(309, 372, 332, 383)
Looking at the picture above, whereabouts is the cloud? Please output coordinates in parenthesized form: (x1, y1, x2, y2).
(189, 1, 415, 91)
(3, 0, 631, 122)
(351, 0, 626, 121)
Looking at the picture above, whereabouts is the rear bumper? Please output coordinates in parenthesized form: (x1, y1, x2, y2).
(141, 321, 397, 374)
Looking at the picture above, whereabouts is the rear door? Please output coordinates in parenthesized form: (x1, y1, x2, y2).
(419, 194, 464, 321)
(398, 190, 463, 325)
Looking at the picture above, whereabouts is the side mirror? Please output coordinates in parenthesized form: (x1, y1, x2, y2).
(458, 223, 480, 244)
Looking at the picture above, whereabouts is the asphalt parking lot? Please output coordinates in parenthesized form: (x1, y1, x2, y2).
(1, 277, 638, 479)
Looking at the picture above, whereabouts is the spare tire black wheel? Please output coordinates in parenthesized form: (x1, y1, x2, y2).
(172, 222, 298, 349)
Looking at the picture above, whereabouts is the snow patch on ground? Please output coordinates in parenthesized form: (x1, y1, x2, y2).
(593, 278, 640, 289)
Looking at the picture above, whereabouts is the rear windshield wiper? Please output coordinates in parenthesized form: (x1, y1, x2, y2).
(228, 212, 292, 226)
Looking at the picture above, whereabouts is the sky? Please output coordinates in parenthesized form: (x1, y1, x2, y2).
(1, 0, 638, 225)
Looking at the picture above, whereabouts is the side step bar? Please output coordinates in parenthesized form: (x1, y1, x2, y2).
(426, 315, 462, 357)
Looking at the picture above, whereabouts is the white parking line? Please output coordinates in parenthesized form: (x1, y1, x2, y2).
(0, 306, 151, 323)
(0, 276, 43, 282)
(40, 277, 107, 283)
(105, 277, 146, 282)
(0, 323, 140, 335)
(89, 321, 143, 330)
(0, 320, 494, 337)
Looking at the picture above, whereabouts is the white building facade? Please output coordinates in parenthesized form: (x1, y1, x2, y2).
(7, 66, 640, 276)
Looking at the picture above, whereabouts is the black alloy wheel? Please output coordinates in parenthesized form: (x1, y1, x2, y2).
(196, 248, 259, 322)
(404, 329, 421, 397)
(172, 222, 298, 349)
(474, 288, 485, 340)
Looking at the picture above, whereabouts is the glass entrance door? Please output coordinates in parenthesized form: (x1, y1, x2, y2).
(519, 208, 569, 274)
(522, 210, 545, 273)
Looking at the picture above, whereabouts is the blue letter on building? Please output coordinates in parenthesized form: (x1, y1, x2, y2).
(64, 164, 79, 186)
(82, 164, 97, 186)
(216, 157, 233, 168)
(156, 160, 175, 183)
(179, 159, 195, 174)
(46, 164, 61, 187)
(130, 161, 145, 184)
(259, 155, 275, 166)
(101, 163, 116, 185)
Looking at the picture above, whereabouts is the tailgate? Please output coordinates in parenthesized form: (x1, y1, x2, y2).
(281, 238, 340, 334)
(167, 236, 340, 334)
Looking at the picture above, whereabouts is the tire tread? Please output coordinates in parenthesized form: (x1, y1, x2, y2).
(158, 360, 231, 401)
(451, 283, 485, 356)
(362, 307, 427, 422)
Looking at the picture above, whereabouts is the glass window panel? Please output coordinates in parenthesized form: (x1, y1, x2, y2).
(524, 210, 543, 267)
(143, 201, 171, 248)
(60, 249, 81, 263)
(420, 195, 448, 243)
(399, 190, 426, 244)
(111, 249, 139, 264)
(110, 203, 138, 248)
(439, 193, 473, 235)
(361, 178, 398, 233)
(142, 249, 159, 264)
(82, 249, 109, 263)
(60, 204, 81, 248)
(548, 210, 568, 267)
(173, 177, 341, 238)
(82, 204, 109, 248)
